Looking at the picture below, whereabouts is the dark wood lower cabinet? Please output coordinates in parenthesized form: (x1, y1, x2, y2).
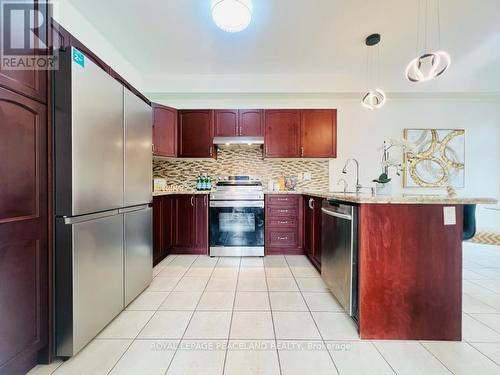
(303, 196, 323, 270)
(265, 195, 303, 255)
(0, 87, 48, 374)
(153, 194, 208, 259)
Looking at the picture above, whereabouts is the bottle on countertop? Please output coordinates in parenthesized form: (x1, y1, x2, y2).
(196, 173, 202, 191)
(207, 176, 212, 190)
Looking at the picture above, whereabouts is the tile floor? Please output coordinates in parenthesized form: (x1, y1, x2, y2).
(29, 242, 500, 375)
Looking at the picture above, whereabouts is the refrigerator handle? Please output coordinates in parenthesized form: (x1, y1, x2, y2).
(63, 209, 119, 225)
(119, 204, 150, 214)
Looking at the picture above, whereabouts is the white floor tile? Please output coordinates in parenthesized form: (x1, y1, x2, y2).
(463, 294, 500, 313)
(463, 280, 497, 295)
(312, 312, 359, 341)
(374, 341, 452, 375)
(278, 340, 337, 375)
(184, 266, 215, 277)
(237, 276, 268, 291)
(126, 292, 168, 310)
(173, 277, 209, 292)
(472, 293, 500, 311)
(109, 340, 178, 375)
(211, 267, 239, 278)
(290, 266, 321, 278)
(216, 257, 240, 267)
(27, 359, 63, 375)
(273, 312, 321, 340)
(147, 277, 180, 292)
(98, 311, 154, 339)
(230, 311, 275, 339)
(225, 340, 280, 375)
(138, 311, 192, 339)
(240, 257, 264, 267)
(159, 291, 202, 310)
(184, 311, 232, 339)
(206, 277, 238, 291)
(53, 339, 131, 375)
(269, 292, 308, 311)
(327, 341, 394, 375)
(296, 277, 329, 292)
(234, 291, 270, 311)
(422, 341, 500, 375)
(463, 314, 500, 342)
(470, 343, 500, 366)
(302, 292, 343, 312)
(266, 278, 298, 292)
(197, 291, 235, 311)
(469, 313, 500, 333)
(158, 265, 189, 278)
(166, 340, 226, 375)
(239, 267, 266, 278)
(265, 267, 293, 278)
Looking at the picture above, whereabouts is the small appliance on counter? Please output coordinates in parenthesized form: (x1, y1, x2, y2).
(209, 176, 264, 256)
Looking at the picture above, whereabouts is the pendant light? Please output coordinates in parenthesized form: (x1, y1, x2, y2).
(361, 33, 386, 110)
(211, 0, 253, 33)
(406, 0, 450, 82)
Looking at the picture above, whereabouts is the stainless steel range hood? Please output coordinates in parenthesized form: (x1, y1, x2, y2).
(213, 136, 264, 145)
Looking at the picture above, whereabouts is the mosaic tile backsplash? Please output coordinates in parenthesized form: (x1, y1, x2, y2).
(153, 146, 330, 191)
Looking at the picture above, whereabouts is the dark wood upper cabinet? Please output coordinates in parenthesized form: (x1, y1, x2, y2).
(0, 1, 47, 104)
(153, 104, 177, 157)
(0, 87, 48, 374)
(301, 109, 337, 158)
(264, 110, 301, 158)
(239, 109, 263, 136)
(214, 109, 238, 136)
(178, 110, 215, 158)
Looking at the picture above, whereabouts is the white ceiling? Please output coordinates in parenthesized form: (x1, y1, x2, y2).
(68, 0, 500, 93)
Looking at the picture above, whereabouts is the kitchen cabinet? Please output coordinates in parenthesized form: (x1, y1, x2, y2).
(0, 86, 48, 374)
(264, 110, 301, 157)
(153, 196, 175, 265)
(214, 109, 263, 137)
(303, 195, 323, 270)
(172, 194, 208, 254)
(178, 110, 215, 158)
(153, 104, 177, 157)
(265, 195, 303, 255)
(301, 109, 337, 158)
(264, 109, 337, 158)
(0, 1, 47, 103)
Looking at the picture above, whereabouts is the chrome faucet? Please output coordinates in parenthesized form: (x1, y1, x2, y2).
(342, 158, 362, 193)
(337, 178, 348, 193)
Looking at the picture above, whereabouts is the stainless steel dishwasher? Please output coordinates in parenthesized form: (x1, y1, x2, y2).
(321, 200, 358, 323)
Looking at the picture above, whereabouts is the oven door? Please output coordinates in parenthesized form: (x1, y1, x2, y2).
(209, 200, 265, 256)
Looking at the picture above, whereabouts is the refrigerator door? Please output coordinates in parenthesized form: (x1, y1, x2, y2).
(123, 206, 152, 306)
(56, 211, 124, 357)
(124, 89, 152, 207)
(71, 47, 124, 215)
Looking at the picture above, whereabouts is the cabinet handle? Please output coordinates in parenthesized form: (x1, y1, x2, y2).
(152, 144, 155, 152)
(204, 195, 207, 206)
(191, 196, 195, 206)
(276, 198, 288, 201)
(209, 147, 213, 156)
(277, 236, 288, 240)
(308, 198, 314, 210)
(301, 147, 304, 157)
(278, 221, 289, 224)
(279, 209, 289, 213)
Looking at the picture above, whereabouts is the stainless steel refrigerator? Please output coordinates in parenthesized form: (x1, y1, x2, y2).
(54, 47, 152, 357)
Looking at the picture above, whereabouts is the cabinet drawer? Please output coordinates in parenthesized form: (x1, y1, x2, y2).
(268, 217, 297, 228)
(268, 231, 298, 247)
(268, 207, 298, 218)
(267, 195, 299, 206)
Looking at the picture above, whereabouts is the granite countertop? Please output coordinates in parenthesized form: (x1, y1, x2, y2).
(265, 190, 497, 205)
(153, 189, 497, 205)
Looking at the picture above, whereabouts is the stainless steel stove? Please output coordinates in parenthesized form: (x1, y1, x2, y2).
(209, 176, 264, 257)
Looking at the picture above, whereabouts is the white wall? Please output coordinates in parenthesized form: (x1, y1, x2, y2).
(149, 93, 500, 228)
(52, 1, 142, 90)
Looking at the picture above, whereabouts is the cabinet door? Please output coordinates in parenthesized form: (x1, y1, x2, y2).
(0, 87, 48, 374)
(301, 109, 337, 158)
(162, 197, 174, 252)
(178, 110, 214, 158)
(303, 196, 314, 258)
(153, 104, 177, 157)
(312, 197, 324, 267)
(214, 109, 238, 136)
(152, 197, 164, 266)
(239, 109, 263, 137)
(194, 195, 209, 254)
(264, 110, 300, 157)
(173, 195, 195, 250)
(0, 1, 47, 103)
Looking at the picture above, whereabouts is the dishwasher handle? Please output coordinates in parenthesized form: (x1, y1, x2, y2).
(321, 207, 352, 221)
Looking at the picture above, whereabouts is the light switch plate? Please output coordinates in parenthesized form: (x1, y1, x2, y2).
(443, 206, 456, 225)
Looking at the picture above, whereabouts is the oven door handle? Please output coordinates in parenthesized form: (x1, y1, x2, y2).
(210, 201, 265, 208)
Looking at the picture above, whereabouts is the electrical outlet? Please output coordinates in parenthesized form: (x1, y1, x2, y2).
(303, 172, 312, 181)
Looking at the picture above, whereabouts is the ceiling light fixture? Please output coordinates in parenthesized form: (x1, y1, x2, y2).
(211, 0, 253, 32)
(406, 0, 450, 82)
(362, 33, 386, 110)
